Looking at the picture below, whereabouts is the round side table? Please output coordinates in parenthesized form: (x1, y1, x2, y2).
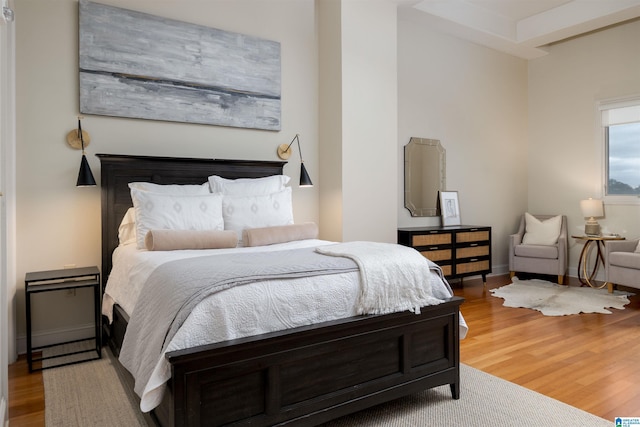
(572, 235, 625, 289)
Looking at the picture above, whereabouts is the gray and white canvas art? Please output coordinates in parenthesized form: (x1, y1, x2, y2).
(79, 1, 281, 130)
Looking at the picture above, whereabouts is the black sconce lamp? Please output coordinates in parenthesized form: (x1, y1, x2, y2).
(67, 116, 96, 187)
(276, 134, 313, 187)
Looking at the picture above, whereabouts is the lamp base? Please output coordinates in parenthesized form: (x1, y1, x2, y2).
(584, 222, 600, 236)
(277, 144, 292, 160)
(66, 129, 91, 150)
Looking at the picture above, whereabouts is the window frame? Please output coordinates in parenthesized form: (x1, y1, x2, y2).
(597, 95, 640, 206)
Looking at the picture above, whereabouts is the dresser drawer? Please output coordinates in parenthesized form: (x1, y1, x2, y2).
(456, 245, 489, 259)
(456, 230, 489, 243)
(412, 233, 452, 246)
(440, 265, 452, 276)
(456, 260, 490, 274)
(419, 249, 452, 262)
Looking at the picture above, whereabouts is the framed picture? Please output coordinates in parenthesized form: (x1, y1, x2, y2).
(439, 191, 461, 226)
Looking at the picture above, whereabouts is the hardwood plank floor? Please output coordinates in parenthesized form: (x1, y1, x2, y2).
(8, 274, 640, 425)
(8, 354, 44, 427)
(455, 274, 640, 422)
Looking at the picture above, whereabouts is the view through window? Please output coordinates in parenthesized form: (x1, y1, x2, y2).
(602, 101, 640, 197)
(607, 122, 640, 195)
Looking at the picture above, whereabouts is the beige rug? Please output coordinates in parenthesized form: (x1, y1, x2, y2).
(43, 343, 146, 427)
(323, 364, 611, 426)
(490, 277, 633, 316)
(43, 344, 611, 427)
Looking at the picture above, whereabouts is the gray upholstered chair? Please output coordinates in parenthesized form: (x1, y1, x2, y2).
(509, 214, 568, 285)
(605, 239, 640, 292)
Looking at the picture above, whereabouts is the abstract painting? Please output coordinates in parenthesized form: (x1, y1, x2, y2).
(79, 1, 281, 131)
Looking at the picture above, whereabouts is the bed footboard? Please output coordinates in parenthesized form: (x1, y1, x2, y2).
(160, 297, 462, 427)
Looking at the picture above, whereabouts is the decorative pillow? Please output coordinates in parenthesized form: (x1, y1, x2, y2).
(522, 213, 562, 245)
(118, 207, 137, 246)
(208, 175, 290, 196)
(635, 240, 640, 253)
(243, 222, 318, 247)
(222, 187, 294, 244)
(128, 182, 210, 195)
(131, 189, 224, 249)
(145, 229, 237, 251)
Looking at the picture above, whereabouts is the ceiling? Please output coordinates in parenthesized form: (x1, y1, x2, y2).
(396, 0, 640, 59)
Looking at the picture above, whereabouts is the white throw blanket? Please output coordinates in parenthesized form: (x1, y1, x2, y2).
(316, 241, 450, 314)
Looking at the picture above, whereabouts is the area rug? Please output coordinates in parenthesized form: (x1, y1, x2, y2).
(490, 277, 633, 316)
(43, 343, 146, 427)
(42, 345, 611, 426)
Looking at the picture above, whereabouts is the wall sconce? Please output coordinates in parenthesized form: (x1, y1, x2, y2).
(67, 116, 96, 187)
(580, 198, 604, 236)
(276, 134, 313, 187)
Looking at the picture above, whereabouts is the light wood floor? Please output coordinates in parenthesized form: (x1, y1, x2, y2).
(8, 354, 44, 427)
(8, 274, 640, 425)
(457, 274, 640, 422)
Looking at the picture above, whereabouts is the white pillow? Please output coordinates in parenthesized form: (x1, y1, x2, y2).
(222, 187, 294, 243)
(209, 175, 290, 196)
(522, 213, 562, 245)
(128, 182, 210, 195)
(131, 189, 224, 249)
(118, 207, 137, 246)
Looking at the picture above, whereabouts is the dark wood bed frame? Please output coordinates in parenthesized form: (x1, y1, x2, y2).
(97, 153, 463, 427)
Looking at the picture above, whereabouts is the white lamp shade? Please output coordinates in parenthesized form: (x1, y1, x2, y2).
(580, 198, 604, 218)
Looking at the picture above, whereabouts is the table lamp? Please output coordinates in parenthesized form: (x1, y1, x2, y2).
(580, 198, 604, 236)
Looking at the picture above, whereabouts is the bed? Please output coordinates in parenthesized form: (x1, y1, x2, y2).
(97, 153, 464, 427)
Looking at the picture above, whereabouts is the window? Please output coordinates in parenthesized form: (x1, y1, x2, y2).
(606, 122, 640, 195)
(600, 98, 640, 202)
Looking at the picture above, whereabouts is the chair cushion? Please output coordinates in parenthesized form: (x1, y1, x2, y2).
(522, 213, 562, 245)
(609, 252, 640, 269)
(514, 244, 559, 259)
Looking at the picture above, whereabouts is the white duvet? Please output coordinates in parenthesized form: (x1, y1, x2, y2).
(102, 239, 468, 412)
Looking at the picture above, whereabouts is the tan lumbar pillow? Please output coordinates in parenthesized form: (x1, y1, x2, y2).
(243, 223, 319, 247)
(145, 229, 238, 251)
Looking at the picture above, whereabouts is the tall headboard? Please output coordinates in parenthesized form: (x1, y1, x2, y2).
(97, 154, 286, 288)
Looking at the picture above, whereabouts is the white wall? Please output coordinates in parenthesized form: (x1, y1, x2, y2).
(318, 0, 398, 244)
(14, 0, 318, 350)
(397, 14, 529, 274)
(528, 19, 640, 276)
(317, 0, 344, 243)
(0, 1, 16, 423)
(340, 0, 398, 243)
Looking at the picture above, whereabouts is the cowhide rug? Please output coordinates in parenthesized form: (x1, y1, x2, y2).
(490, 277, 633, 316)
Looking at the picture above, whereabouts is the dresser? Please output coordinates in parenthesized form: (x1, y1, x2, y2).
(398, 225, 492, 284)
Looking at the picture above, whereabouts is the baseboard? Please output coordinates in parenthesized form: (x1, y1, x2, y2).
(442, 264, 588, 283)
(16, 323, 96, 355)
(492, 264, 509, 276)
(1, 396, 6, 427)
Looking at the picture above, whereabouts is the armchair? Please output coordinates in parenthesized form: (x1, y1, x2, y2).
(605, 239, 640, 292)
(509, 214, 568, 285)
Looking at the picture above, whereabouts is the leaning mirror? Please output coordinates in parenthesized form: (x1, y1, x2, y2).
(404, 137, 446, 217)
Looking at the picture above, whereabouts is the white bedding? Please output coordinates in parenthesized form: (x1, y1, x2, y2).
(102, 239, 468, 412)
